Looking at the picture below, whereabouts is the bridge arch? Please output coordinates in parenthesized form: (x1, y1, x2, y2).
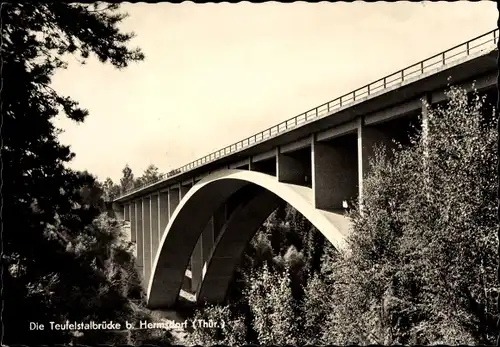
(147, 169, 351, 309)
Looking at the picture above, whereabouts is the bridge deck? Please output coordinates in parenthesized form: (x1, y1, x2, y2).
(115, 28, 498, 202)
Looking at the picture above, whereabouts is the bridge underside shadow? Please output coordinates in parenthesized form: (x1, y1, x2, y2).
(147, 170, 351, 310)
(196, 187, 282, 304)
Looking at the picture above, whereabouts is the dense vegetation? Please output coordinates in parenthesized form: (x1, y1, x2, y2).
(186, 87, 499, 345)
(2, 3, 171, 345)
(102, 163, 163, 201)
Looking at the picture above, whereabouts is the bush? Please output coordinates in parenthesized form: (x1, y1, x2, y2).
(184, 305, 247, 345)
(246, 264, 299, 345)
(320, 86, 498, 345)
(184, 86, 497, 345)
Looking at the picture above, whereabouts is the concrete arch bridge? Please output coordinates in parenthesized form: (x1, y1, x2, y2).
(111, 29, 498, 309)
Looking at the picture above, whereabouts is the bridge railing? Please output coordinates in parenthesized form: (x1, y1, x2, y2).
(117, 28, 498, 199)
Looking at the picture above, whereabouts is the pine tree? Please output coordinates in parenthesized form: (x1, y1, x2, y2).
(102, 177, 121, 201)
(2, 3, 155, 345)
(120, 164, 136, 193)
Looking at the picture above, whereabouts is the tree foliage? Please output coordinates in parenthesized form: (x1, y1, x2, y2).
(184, 305, 247, 346)
(135, 164, 163, 187)
(102, 177, 122, 201)
(321, 86, 498, 345)
(189, 202, 321, 345)
(120, 164, 135, 193)
(245, 264, 298, 345)
(0, 3, 176, 345)
(185, 86, 498, 345)
(141, 164, 162, 183)
(102, 164, 165, 203)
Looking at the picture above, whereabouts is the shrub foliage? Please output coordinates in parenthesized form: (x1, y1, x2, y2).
(186, 86, 498, 345)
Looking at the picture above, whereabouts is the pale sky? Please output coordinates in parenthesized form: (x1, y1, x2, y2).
(51, 1, 497, 182)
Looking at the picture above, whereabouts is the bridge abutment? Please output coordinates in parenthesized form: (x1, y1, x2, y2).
(110, 202, 132, 241)
(110, 202, 125, 220)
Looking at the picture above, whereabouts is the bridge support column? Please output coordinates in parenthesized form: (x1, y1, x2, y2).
(168, 188, 180, 218)
(357, 119, 393, 205)
(180, 183, 193, 290)
(180, 185, 190, 201)
(129, 204, 134, 224)
(201, 218, 215, 276)
(158, 192, 169, 239)
(124, 204, 130, 221)
(179, 184, 193, 284)
(312, 136, 357, 211)
(130, 202, 137, 245)
(248, 157, 255, 171)
(136, 200, 144, 282)
(143, 197, 152, 285)
(150, 194, 159, 269)
(277, 150, 308, 185)
(191, 237, 203, 292)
